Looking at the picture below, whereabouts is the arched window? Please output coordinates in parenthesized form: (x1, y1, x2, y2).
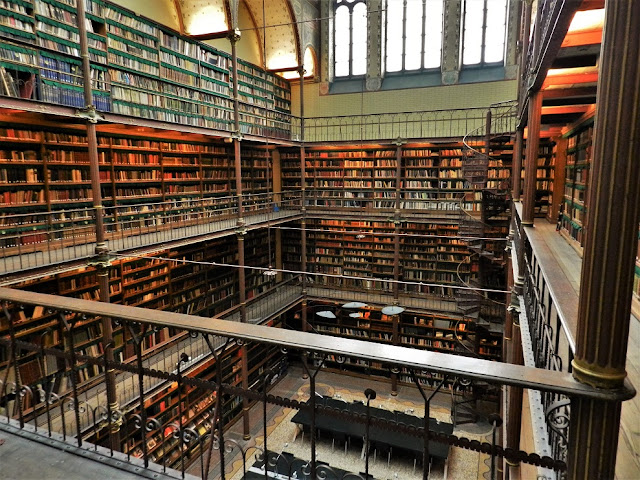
(334, 0, 368, 77)
(385, 0, 444, 73)
(462, 0, 508, 66)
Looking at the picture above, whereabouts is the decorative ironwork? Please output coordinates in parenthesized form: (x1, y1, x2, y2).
(0, 284, 632, 479)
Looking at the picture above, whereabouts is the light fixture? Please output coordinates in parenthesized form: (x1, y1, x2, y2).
(349, 312, 363, 318)
(342, 301, 367, 309)
(263, 267, 277, 277)
(381, 306, 405, 316)
(356, 234, 366, 239)
(316, 310, 337, 319)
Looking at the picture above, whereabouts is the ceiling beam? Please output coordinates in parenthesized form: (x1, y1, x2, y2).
(579, 0, 605, 10)
(542, 86, 597, 99)
(541, 104, 592, 116)
(542, 68, 599, 89)
(561, 28, 602, 48)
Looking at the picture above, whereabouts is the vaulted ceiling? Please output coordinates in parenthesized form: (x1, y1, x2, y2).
(171, 0, 301, 69)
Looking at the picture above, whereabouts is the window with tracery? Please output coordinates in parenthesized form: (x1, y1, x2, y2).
(385, 0, 444, 73)
(334, 0, 368, 77)
(461, 0, 508, 66)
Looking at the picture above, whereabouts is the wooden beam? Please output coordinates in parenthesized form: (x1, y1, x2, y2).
(579, 0, 605, 10)
(542, 86, 597, 99)
(542, 68, 599, 88)
(541, 105, 592, 116)
(562, 28, 602, 48)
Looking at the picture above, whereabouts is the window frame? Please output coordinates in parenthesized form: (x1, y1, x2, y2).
(383, 0, 443, 74)
(460, 0, 508, 68)
(333, 0, 368, 78)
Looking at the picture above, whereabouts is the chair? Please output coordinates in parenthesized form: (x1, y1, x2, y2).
(372, 440, 392, 466)
(332, 431, 349, 454)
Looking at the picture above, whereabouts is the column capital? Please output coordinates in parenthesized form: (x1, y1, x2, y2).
(571, 359, 627, 389)
(227, 28, 241, 44)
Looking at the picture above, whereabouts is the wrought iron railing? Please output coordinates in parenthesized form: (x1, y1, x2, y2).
(0, 287, 631, 480)
(0, 191, 303, 276)
(303, 189, 466, 215)
(302, 107, 506, 143)
(461, 100, 518, 188)
(511, 204, 577, 478)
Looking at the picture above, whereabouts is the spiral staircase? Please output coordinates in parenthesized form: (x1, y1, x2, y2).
(450, 101, 517, 426)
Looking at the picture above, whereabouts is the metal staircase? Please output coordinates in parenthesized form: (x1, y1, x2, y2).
(449, 101, 516, 427)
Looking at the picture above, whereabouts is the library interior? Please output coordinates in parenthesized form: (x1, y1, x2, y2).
(0, 1, 638, 479)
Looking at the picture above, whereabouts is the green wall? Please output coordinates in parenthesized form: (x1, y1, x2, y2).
(293, 80, 518, 117)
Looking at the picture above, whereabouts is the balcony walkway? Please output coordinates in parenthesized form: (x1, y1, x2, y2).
(524, 216, 640, 480)
(0, 420, 189, 480)
(0, 209, 302, 281)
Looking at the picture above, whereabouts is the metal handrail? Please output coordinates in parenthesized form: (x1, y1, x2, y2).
(0, 287, 630, 401)
(461, 100, 518, 162)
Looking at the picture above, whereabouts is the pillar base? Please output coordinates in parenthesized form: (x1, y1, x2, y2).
(571, 358, 627, 389)
(391, 390, 398, 397)
(520, 221, 534, 227)
(243, 433, 251, 441)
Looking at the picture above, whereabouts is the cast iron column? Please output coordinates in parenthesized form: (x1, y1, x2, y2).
(390, 141, 404, 395)
(568, 2, 640, 478)
(77, 0, 120, 451)
(298, 66, 310, 378)
(512, 129, 523, 202)
(229, 30, 250, 440)
(521, 90, 541, 226)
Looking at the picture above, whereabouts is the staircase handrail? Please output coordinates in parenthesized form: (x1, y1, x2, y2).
(462, 100, 518, 162)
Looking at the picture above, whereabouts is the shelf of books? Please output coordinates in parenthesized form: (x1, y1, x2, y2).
(309, 305, 501, 390)
(296, 143, 517, 213)
(520, 139, 555, 217)
(402, 145, 471, 211)
(278, 148, 303, 190)
(486, 142, 513, 194)
(0, 122, 259, 250)
(0, 0, 291, 137)
(305, 217, 475, 295)
(111, 329, 286, 469)
(1, 231, 271, 390)
(241, 146, 269, 195)
(561, 120, 593, 245)
(301, 146, 397, 209)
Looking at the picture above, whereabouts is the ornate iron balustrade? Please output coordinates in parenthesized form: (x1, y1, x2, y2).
(0, 287, 632, 480)
(303, 189, 466, 216)
(0, 191, 303, 277)
(511, 204, 578, 479)
(302, 107, 503, 143)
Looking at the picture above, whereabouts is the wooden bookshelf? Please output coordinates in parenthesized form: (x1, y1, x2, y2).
(0, 0, 291, 136)
(0, 122, 263, 248)
(303, 217, 477, 295)
(561, 120, 593, 245)
(308, 304, 501, 391)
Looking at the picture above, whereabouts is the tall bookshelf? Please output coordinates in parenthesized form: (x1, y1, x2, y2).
(3, 228, 274, 388)
(282, 142, 522, 213)
(0, 122, 282, 250)
(303, 217, 477, 295)
(0, 0, 291, 136)
(307, 304, 501, 391)
(561, 120, 593, 245)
